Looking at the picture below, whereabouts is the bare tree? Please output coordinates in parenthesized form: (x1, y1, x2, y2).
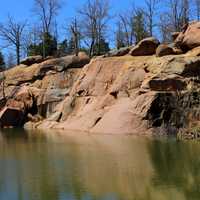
(69, 18, 81, 56)
(167, 0, 189, 32)
(79, 0, 110, 57)
(0, 16, 26, 65)
(115, 4, 150, 48)
(181, 0, 190, 25)
(133, 8, 149, 43)
(158, 0, 190, 42)
(24, 24, 42, 56)
(159, 14, 173, 42)
(33, 0, 61, 33)
(33, 0, 61, 57)
(115, 21, 126, 49)
(117, 12, 134, 47)
(144, 0, 159, 36)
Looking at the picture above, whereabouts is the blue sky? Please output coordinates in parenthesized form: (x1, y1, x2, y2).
(0, 0, 145, 33)
(0, 0, 146, 60)
(0, 0, 143, 24)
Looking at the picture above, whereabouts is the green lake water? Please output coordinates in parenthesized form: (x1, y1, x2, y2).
(0, 129, 199, 200)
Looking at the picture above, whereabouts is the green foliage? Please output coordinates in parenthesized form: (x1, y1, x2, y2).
(57, 38, 79, 57)
(133, 9, 149, 43)
(93, 38, 110, 56)
(28, 32, 57, 57)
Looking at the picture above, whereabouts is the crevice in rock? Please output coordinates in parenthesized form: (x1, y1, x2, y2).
(77, 90, 85, 96)
(86, 98, 91, 104)
(93, 117, 102, 127)
(110, 91, 118, 99)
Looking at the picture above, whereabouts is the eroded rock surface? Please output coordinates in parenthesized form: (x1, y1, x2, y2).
(19, 52, 200, 135)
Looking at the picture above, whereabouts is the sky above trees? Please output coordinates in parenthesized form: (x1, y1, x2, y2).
(0, 0, 198, 67)
(0, 0, 144, 25)
(0, 0, 145, 61)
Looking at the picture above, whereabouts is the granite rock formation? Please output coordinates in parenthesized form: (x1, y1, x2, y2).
(0, 23, 200, 137)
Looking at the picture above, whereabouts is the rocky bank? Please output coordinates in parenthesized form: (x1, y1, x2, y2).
(1, 21, 200, 137)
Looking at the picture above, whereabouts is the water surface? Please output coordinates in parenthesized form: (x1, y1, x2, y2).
(0, 129, 199, 200)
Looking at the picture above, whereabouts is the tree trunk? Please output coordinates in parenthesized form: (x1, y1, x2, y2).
(16, 45, 20, 65)
(89, 40, 95, 58)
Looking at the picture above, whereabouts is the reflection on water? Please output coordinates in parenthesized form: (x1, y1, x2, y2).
(0, 129, 199, 200)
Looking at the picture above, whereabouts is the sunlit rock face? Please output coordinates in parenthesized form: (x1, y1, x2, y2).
(36, 54, 200, 135)
(2, 24, 200, 135)
(175, 21, 200, 51)
(0, 53, 89, 127)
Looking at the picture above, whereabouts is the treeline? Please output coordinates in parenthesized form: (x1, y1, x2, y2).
(0, 0, 199, 69)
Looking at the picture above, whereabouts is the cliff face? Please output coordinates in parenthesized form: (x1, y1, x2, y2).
(1, 22, 200, 136)
(29, 52, 200, 135)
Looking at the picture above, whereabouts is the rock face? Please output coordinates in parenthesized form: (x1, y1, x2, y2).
(19, 51, 200, 136)
(175, 21, 200, 51)
(0, 53, 90, 128)
(1, 35, 200, 136)
(130, 37, 160, 56)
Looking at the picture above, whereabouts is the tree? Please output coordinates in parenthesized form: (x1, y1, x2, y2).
(69, 18, 81, 56)
(23, 24, 42, 57)
(117, 12, 134, 47)
(93, 37, 110, 55)
(159, 15, 173, 42)
(28, 32, 57, 57)
(158, 0, 190, 42)
(167, 0, 189, 32)
(57, 39, 69, 57)
(0, 52, 5, 71)
(144, 0, 159, 36)
(33, 0, 61, 33)
(115, 5, 150, 47)
(33, 0, 61, 57)
(79, 0, 110, 57)
(0, 16, 26, 65)
(133, 8, 149, 43)
(115, 21, 126, 49)
(181, 0, 190, 26)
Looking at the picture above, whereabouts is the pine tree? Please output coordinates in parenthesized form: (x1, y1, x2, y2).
(28, 32, 57, 57)
(133, 9, 149, 43)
